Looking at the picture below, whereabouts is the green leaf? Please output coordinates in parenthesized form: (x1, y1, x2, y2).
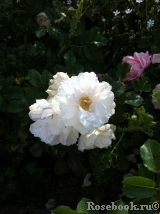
(133, 76, 151, 93)
(28, 69, 42, 87)
(7, 100, 27, 113)
(77, 198, 99, 214)
(83, 45, 92, 60)
(117, 63, 130, 80)
(73, 64, 84, 74)
(30, 142, 43, 158)
(137, 39, 150, 49)
(51, 206, 85, 214)
(93, 164, 112, 183)
(5, 167, 15, 179)
(1, 76, 14, 92)
(152, 90, 160, 102)
(41, 70, 53, 89)
(7, 54, 17, 65)
(112, 81, 126, 97)
(93, 35, 107, 47)
(25, 162, 36, 175)
(0, 119, 4, 136)
(35, 27, 47, 38)
(54, 65, 68, 73)
(140, 139, 160, 173)
(154, 31, 160, 45)
(138, 163, 155, 180)
(122, 176, 157, 198)
(108, 199, 128, 214)
(64, 51, 76, 70)
(7, 86, 23, 99)
(44, 7, 55, 20)
(124, 92, 143, 107)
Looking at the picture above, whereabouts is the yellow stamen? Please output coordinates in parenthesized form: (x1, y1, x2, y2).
(78, 94, 92, 111)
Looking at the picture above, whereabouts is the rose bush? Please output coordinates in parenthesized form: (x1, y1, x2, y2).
(0, 0, 160, 210)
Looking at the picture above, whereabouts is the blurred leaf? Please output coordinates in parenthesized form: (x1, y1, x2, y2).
(1, 76, 14, 92)
(93, 35, 107, 47)
(112, 81, 126, 96)
(73, 64, 84, 74)
(51, 206, 84, 214)
(122, 176, 157, 198)
(30, 142, 43, 158)
(152, 90, 160, 102)
(64, 51, 76, 71)
(137, 39, 150, 49)
(7, 100, 27, 113)
(35, 27, 47, 38)
(28, 69, 42, 87)
(83, 45, 92, 60)
(25, 162, 36, 175)
(117, 63, 130, 80)
(5, 167, 15, 179)
(124, 92, 143, 107)
(7, 86, 23, 99)
(44, 7, 55, 20)
(138, 163, 155, 180)
(140, 139, 160, 173)
(41, 70, 53, 89)
(77, 198, 99, 214)
(133, 76, 151, 93)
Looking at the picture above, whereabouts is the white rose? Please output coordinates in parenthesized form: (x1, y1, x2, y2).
(78, 124, 116, 152)
(36, 12, 51, 26)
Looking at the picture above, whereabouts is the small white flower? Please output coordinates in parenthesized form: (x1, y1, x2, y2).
(155, 0, 159, 3)
(129, 35, 135, 39)
(78, 124, 116, 152)
(147, 19, 154, 29)
(36, 12, 51, 26)
(136, 0, 143, 3)
(113, 10, 120, 16)
(157, 9, 160, 12)
(55, 72, 116, 135)
(45, 198, 56, 209)
(82, 173, 92, 187)
(125, 9, 132, 14)
(67, 0, 72, 5)
(46, 72, 69, 98)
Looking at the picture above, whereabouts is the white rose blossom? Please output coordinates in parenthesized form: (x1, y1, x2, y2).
(29, 72, 116, 151)
(46, 72, 69, 98)
(29, 98, 79, 146)
(55, 72, 115, 135)
(78, 124, 116, 152)
(36, 12, 51, 26)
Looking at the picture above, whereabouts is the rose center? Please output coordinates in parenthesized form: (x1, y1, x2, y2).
(78, 95, 92, 111)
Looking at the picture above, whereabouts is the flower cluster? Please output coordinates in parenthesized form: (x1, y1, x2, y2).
(29, 72, 116, 151)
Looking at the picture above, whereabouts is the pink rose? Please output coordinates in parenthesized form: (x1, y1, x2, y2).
(152, 84, 160, 110)
(122, 51, 152, 81)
